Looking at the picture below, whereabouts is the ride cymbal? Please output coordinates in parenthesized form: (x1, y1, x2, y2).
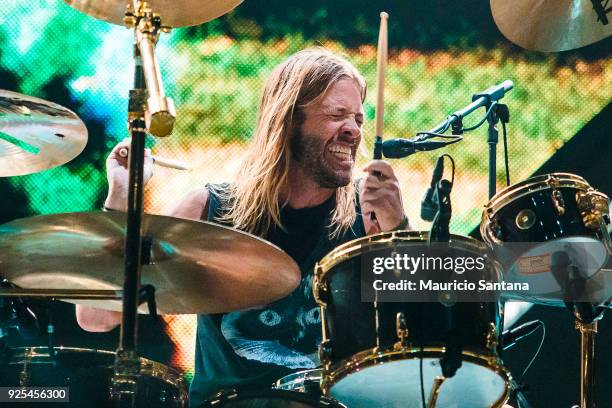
(0, 212, 300, 314)
(0, 90, 87, 177)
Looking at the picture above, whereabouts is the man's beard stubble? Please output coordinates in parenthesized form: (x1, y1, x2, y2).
(291, 131, 351, 189)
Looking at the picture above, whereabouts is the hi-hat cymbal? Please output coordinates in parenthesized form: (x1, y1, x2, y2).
(64, 0, 243, 28)
(0, 212, 300, 314)
(491, 0, 612, 52)
(0, 90, 88, 177)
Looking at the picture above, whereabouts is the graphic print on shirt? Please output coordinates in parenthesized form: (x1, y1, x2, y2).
(221, 275, 321, 369)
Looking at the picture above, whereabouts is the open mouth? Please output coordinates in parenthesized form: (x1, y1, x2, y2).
(327, 144, 354, 165)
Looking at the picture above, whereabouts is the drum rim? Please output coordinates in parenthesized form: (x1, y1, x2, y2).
(6, 346, 187, 390)
(321, 346, 510, 408)
(315, 230, 487, 277)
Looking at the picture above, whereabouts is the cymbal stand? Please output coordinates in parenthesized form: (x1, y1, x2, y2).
(111, 2, 175, 407)
(573, 305, 605, 408)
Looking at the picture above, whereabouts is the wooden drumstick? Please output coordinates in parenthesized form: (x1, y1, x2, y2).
(370, 11, 389, 231)
(374, 11, 389, 160)
(118, 147, 190, 171)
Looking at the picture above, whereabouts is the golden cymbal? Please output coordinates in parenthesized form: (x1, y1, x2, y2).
(64, 0, 243, 28)
(0, 212, 300, 314)
(0, 90, 87, 177)
(491, 0, 612, 52)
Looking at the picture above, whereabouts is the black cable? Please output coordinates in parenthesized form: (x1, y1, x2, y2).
(420, 346, 426, 408)
(502, 121, 510, 186)
(462, 102, 498, 132)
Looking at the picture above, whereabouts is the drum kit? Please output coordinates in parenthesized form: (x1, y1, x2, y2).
(0, 1, 610, 408)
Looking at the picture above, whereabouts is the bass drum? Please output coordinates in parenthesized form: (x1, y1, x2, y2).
(313, 231, 510, 408)
(202, 388, 346, 408)
(0, 346, 188, 408)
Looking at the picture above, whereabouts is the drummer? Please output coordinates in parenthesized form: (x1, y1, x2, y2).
(76, 47, 408, 406)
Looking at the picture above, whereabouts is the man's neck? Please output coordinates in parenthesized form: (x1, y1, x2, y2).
(286, 165, 335, 209)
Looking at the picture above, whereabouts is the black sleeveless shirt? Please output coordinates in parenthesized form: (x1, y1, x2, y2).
(188, 183, 366, 407)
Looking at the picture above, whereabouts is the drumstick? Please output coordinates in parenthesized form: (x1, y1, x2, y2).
(118, 148, 191, 171)
(374, 11, 389, 158)
(370, 11, 389, 231)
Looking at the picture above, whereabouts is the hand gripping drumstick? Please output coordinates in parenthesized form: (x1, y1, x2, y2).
(370, 11, 389, 231)
(118, 147, 190, 171)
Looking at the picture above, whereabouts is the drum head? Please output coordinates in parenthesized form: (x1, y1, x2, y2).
(330, 358, 507, 408)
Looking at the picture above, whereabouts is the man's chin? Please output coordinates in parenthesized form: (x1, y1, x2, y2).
(317, 173, 352, 189)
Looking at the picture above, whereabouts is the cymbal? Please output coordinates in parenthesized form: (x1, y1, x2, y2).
(491, 0, 612, 52)
(0, 212, 300, 314)
(64, 0, 243, 28)
(0, 90, 88, 177)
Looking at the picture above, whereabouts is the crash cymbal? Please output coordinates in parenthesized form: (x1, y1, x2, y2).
(64, 0, 243, 28)
(491, 0, 612, 52)
(0, 90, 88, 177)
(0, 212, 300, 314)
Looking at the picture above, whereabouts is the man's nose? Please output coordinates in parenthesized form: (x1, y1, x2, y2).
(340, 117, 361, 141)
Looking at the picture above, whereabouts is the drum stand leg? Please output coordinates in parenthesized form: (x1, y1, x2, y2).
(575, 319, 598, 408)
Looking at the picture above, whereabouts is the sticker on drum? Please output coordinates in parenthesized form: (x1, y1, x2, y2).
(274, 368, 323, 396)
(0, 346, 187, 408)
(329, 354, 508, 408)
(202, 388, 346, 408)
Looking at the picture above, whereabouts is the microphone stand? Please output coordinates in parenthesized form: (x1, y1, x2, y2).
(421, 85, 511, 199)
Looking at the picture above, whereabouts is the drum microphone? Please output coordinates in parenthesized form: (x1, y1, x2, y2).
(502, 320, 543, 350)
(472, 79, 514, 106)
(421, 156, 445, 221)
(381, 138, 454, 159)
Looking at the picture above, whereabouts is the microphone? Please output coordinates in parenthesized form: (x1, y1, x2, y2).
(502, 320, 542, 350)
(382, 138, 454, 159)
(472, 80, 514, 104)
(421, 156, 444, 221)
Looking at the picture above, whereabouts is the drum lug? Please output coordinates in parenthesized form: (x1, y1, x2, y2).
(551, 188, 566, 216)
(318, 339, 332, 369)
(393, 312, 410, 350)
(486, 322, 499, 350)
(313, 263, 328, 307)
(576, 189, 610, 230)
(487, 211, 503, 245)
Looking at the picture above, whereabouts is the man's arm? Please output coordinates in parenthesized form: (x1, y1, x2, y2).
(76, 187, 210, 332)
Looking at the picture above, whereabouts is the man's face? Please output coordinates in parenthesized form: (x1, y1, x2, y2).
(292, 78, 364, 188)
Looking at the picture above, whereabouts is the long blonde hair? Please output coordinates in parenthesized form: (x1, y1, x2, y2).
(220, 47, 366, 238)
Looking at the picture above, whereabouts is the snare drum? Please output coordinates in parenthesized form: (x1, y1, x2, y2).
(481, 173, 611, 304)
(202, 388, 346, 407)
(0, 347, 188, 408)
(313, 231, 510, 408)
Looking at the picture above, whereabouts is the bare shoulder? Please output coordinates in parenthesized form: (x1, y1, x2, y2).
(163, 188, 210, 221)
